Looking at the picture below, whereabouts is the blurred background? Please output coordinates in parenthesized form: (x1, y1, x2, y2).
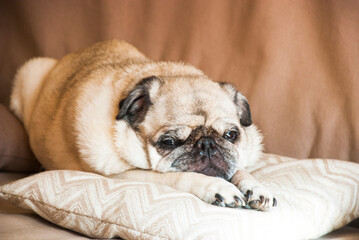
(0, 0, 358, 162)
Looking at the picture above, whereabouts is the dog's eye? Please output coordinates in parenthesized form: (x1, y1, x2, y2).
(160, 137, 177, 148)
(223, 130, 238, 143)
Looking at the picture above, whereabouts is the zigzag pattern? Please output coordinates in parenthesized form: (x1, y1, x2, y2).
(1, 154, 359, 239)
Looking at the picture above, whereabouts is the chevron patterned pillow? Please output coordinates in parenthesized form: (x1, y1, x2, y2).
(0, 154, 358, 239)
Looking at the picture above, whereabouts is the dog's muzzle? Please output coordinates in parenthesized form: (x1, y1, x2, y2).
(171, 136, 233, 179)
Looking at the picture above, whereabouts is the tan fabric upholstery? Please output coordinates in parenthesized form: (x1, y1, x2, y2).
(0, 213, 89, 240)
(0, 0, 358, 162)
(0, 104, 41, 172)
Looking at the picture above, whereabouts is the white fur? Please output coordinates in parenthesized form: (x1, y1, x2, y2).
(236, 125, 264, 169)
(10, 57, 57, 129)
(75, 74, 136, 174)
(113, 122, 150, 170)
(147, 145, 163, 169)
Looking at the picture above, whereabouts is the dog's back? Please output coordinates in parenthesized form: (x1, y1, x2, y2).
(9, 40, 149, 171)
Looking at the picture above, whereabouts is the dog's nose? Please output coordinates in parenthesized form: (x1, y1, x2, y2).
(195, 137, 218, 158)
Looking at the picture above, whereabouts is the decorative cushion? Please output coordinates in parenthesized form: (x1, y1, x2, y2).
(0, 104, 41, 172)
(0, 154, 358, 239)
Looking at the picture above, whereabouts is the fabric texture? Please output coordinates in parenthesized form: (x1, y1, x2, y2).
(0, 0, 358, 162)
(0, 104, 41, 172)
(1, 154, 358, 240)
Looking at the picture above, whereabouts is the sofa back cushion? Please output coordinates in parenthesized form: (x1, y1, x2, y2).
(0, 1, 358, 162)
(0, 104, 41, 172)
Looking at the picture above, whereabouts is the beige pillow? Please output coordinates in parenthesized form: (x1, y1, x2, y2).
(0, 154, 358, 239)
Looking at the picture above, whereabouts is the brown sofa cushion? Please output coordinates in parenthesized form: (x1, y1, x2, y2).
(0, 104, 41, 172)
(1, 1, 358, 163)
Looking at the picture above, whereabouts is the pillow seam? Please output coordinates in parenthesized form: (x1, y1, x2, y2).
(0, 191, 170, 240)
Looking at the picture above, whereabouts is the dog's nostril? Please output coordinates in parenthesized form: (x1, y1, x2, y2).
(196, 137, 215, 148)
(195, 137, 217, 157)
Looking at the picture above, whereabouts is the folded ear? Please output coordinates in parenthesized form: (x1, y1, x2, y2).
(219, 82, 252, 127)
(116, 76, 161, 128)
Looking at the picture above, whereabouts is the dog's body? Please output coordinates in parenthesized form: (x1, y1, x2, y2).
(11, 40, 276, 210)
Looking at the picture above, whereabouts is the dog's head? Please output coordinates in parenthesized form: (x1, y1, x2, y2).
(114, 65, 262, 180)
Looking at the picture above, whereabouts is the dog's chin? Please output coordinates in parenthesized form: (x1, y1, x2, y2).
(171, 155, 234, 180)
(195, 167, 230, 180)
(185, 160, 231, 179)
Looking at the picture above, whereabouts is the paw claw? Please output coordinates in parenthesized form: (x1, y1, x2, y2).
(273, 198, 277, 207)
(215, 193, 224, 203)
(211, 199, 225, 207)
(248, 200, 259, 208)
(245, 190, 253, 200)
(212, 193, 226, 207)
(234, 196, 244, 206)
(225, 195, 245, 208)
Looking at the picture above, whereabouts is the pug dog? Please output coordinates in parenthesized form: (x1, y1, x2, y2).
(11, 40, 276, 211)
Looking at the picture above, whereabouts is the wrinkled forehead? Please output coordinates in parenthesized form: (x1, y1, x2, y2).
(143, 78, 240, 135)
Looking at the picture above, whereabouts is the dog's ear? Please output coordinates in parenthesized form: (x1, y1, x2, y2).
(116, 76, 161, 128)
(219, 82, 252, 127)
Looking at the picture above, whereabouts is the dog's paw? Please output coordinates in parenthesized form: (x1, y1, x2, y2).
(201, 178, 246, 208)
(241, 185, 277, 211)
(231, 171, 277, 211)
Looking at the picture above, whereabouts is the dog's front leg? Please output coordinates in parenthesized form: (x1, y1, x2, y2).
(231, 170, 277, 211)
(115, 170, 246, 208)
